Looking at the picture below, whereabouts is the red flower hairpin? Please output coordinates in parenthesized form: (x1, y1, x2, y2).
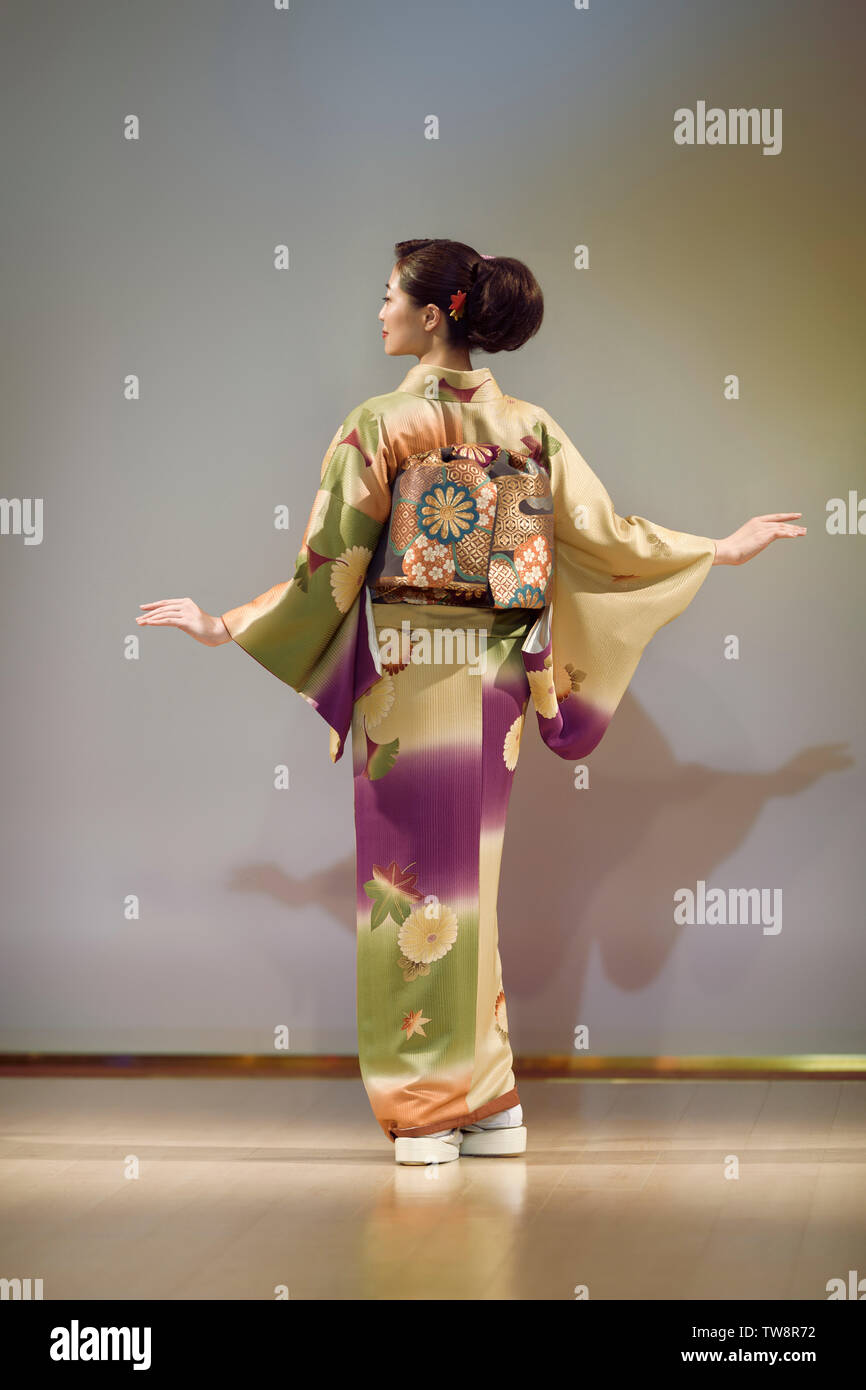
(449, 289, 467, 321)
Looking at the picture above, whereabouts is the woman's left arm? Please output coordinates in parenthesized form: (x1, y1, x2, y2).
(526, 408, 807, 755)
(712, 514, 806, 565)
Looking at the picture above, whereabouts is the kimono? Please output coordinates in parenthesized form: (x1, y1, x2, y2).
(221, 363, 716, 1141)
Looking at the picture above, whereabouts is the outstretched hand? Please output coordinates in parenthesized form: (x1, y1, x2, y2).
(714, 513, 806, 566)
(136, 598, 232, 646)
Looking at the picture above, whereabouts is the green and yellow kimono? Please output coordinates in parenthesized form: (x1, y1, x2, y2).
(221, 363, 716, 1141)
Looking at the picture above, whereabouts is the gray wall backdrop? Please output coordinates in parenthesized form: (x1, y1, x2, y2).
(1, 0, 863, 1054)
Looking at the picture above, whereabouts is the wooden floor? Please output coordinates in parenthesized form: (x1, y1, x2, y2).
(1, 1078, 863, 1300)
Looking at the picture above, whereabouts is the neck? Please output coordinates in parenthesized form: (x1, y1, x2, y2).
(415, 344, 474, 372)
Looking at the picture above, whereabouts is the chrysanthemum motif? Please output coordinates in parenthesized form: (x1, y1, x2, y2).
(356, 673, 395, 730)
(527, 654, 558, 719)
(503, 714, 523, 771)
(418, 484, 478, 543)
(398, 902, 459, 964)
(494, 989, 509, 1041)
(330, 545, 372, 612)
(451, 443, 497, 465)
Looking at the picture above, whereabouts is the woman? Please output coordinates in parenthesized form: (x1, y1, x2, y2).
(137, 239, 805, 1166)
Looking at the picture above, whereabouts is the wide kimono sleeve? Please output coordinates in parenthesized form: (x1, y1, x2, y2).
(220, 403, 394, 763)
(520, 410, 717, 760)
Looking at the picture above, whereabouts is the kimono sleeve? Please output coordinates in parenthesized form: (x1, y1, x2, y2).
(520, 411, 716, 759)
(220, 403, 394, 763)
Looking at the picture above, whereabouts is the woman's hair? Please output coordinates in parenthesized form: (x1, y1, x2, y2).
(393, 238, 543, 354)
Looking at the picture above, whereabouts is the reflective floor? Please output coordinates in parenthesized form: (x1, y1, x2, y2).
(0, 1078, 863, 1300)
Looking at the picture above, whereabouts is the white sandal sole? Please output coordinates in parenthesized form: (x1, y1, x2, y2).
(459, 1124, 527, 1156)
(394, 1132, 462, 1165)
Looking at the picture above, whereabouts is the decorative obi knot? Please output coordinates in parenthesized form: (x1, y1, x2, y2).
(367, 442, 554, 609)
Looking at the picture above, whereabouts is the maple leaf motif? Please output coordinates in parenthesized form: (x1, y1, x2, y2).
(401, 1009, 431, 1039)
(363, 860, 424, 930)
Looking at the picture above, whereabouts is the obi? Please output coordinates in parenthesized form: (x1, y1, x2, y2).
(366, 442, 555, 609)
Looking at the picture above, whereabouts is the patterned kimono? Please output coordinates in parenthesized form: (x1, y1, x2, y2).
(221, 363, 716, 1141)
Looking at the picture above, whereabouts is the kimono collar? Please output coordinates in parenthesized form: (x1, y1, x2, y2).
(394, 362, 504, 404)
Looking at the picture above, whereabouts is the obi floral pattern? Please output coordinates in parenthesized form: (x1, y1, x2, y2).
(366, 443, 555, 610)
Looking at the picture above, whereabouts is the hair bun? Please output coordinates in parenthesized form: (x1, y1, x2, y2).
(469, 256, 493, 287)
(393, 238, 543, 354)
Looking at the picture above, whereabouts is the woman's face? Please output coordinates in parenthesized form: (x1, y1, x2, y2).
(379, 263, 439, 358)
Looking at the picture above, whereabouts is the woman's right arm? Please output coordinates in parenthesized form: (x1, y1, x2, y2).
(136, 403, 394, 684)
(136, 600, 231, 645)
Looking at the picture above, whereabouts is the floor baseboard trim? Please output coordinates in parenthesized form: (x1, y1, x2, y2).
(0, 1054, 863, 1079)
